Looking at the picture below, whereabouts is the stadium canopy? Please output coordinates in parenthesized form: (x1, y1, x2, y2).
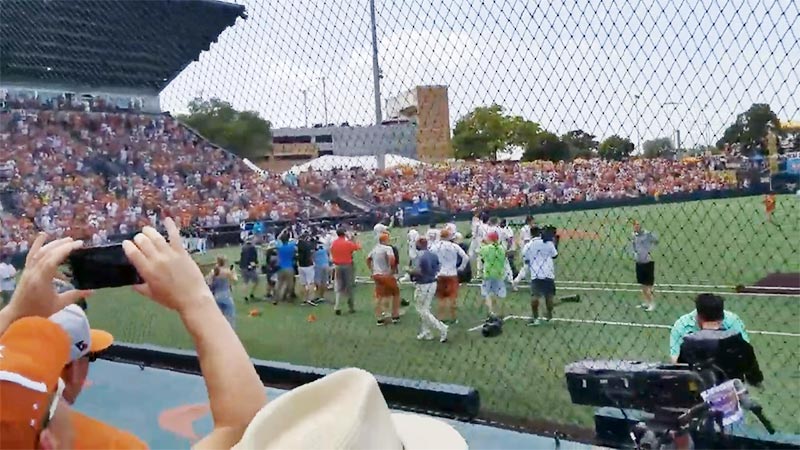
(0, 0, 245, 91)
(287, 154, 426, 174)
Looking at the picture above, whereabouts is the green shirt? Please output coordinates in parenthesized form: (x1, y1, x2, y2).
(669, 310, 750, 357)
(479, 243, 506, 280)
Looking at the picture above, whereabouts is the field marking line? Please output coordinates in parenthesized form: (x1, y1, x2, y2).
(466, 315, 800, 337)
(558, 280, 739, 289)
(353, 277, 799, 298)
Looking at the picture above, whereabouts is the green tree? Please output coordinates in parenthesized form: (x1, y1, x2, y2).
(522, 131, 569, 162)
(642, 137, 675, 159)
(598, 135, 634, 160)
(451, 105, 509, 160)
(716, 103, 781, 149)
(452, 105, 542, 160)
(178, 97, 272, 160)
(561, 129, 598, 159)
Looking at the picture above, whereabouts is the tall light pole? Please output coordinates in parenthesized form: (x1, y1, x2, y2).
(301, 89, 309, 128)
(369, 0, 383, 125)
(633, 94, 641, 152)
(662, 101, 681, 151)
(369, 0, 385, 170)
(319, 76, 329, 125)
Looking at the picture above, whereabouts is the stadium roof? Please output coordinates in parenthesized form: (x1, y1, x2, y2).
(0, 0, 246, 92)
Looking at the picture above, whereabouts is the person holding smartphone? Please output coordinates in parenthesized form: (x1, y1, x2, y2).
(207, 256, 238, 327)
(0, 221, 266, 448)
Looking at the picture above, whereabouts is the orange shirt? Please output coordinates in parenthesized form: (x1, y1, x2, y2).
(71, 411, 148, 449)
(330, 237, 361, 265)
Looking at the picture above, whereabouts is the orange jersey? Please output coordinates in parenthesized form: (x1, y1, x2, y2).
(764, 195, 776, 211)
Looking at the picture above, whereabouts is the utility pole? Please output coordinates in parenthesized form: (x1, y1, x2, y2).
(633, 94, 641, 153)
(370, 0, 386, 171)
(370, 0, 383, 125)
(301, 89, 309, 127)
(662, 101, 681, 152)
(320, 76, 329, 125)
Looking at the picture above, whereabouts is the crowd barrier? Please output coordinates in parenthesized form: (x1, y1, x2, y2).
(103, 342, 481, 420)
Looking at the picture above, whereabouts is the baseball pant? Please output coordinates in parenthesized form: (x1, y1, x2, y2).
(414, 282, 446, 336)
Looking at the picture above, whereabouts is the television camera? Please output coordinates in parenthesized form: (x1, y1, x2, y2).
(565, 329, 774, 449)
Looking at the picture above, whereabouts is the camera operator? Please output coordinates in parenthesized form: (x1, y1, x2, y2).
(670, 294, 751, 363)
(521, 226, 558, 326)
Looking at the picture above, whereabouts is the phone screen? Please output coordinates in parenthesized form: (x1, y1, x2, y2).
(68, 244, 143, 289)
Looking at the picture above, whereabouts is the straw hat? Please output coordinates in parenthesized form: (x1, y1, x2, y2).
(234, 368, 467, 450)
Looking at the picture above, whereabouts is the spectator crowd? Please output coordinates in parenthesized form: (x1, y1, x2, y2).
(0, 102, 341, 253)
(298, 157, 738, 212)
(0, 93, 741, 255)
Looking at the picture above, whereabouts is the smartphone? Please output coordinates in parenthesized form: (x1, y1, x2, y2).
(68, 244, 143, 289)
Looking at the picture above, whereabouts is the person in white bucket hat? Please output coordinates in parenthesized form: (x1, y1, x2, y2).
(234, 367, 467, 449)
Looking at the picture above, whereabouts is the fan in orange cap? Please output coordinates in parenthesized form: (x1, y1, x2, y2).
(0, 317, 72, 449)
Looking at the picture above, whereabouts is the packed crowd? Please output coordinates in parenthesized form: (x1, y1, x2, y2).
(0, 107, 341, 252)
(298, 158, 737, 212)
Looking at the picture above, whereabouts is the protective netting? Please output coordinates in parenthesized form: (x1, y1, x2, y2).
(1, 0, 799, 438)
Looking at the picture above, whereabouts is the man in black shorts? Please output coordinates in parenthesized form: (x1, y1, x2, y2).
(521, 227, 558, 326)
(631, 221, 658, 312)
(239, 238, 259, 302)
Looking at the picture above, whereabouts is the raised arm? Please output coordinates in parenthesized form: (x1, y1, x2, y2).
(123, 219, 266, 449)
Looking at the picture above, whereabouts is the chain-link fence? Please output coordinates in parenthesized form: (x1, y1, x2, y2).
(1, 0, 799, 439)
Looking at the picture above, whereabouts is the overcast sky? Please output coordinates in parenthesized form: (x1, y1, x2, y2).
(161, 0, 798, 148)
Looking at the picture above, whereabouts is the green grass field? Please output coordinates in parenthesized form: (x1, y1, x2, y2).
(85, 194, 800, 433)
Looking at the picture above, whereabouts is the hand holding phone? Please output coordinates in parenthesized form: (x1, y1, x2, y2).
(69, 244, 143, 289)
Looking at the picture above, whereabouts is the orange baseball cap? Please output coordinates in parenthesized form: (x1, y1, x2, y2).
(487, 231, 499, 242)
(0, 317, 72, 448)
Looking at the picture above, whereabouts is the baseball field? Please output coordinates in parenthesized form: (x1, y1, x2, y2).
(85, 194, 800, 433)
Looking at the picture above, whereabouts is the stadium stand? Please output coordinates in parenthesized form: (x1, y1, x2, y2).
(0, 100, 341, 251)
(298, 158, 739, 212)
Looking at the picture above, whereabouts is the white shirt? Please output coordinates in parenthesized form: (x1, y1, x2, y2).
(407, 229, 420, 258)
(519, 224, 532, 244)
(431, 241, 468, 277)
(471, 217, 482, 236)
(368, 244, 394, 276)
(0, 262, 16, 291)
(502, 226, 516, 251)
(426, 228, 440, 242)
(521, 237, 558, 280)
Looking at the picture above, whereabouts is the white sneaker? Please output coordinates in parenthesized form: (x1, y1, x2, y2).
(512, 282, 519, 292)
(646, 304, 656, 312)
(416, 332, 433, 341)
(440, 325, 449, 343)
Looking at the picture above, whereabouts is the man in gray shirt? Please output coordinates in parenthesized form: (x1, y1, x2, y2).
(631, 221, 658, 311)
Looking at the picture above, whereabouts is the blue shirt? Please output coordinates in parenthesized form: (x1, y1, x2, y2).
(669, 310, 749, 358)
(413, 250, 440, 285)
(313, 247, 329, 267)
(276, 241, 297, 270)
